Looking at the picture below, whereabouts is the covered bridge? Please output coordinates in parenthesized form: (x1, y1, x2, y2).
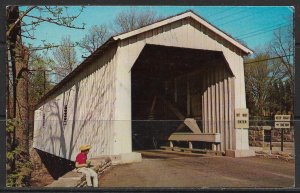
(33, 10, 254, 163)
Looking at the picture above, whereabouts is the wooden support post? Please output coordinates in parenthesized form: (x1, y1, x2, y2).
(270, 129, 272, 154)
(212, 143, 217, 151)
(217, 144, 221, 151)
(262, 129, 264, 148)
(170, 141, 173, 148)
(281, 128, 284, 152)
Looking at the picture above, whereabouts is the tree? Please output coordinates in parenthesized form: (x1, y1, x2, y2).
(113, 8, 161, 33)
(28, 52, 53, 104)
(267, 80, 281, 115)
(6, 5, 84, 187)
(245, 53, 272, 117)
(77, 8, 161, 58)
(6, 7, 30, 184)
(283, 80, 292, 114)
(52, 36, 78, 82)
(245, 48, 294, 120)
(269, 25, 294, 112)
(27, 53, 54, 144)
(79, 24, 110, 55)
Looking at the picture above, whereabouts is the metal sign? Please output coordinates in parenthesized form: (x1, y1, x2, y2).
(275, 122, 291, 129)
(274, 115, 291, 129)
(275, 115, 291, 122)
(235, 108, 249, 129)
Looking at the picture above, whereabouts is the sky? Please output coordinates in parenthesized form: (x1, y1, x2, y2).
(21, 6, 294, 62)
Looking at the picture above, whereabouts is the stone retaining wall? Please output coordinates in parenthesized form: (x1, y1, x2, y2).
(249, 126, 294, 147)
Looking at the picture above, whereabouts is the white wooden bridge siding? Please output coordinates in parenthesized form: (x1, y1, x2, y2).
(201, 67, 235, 151)
(33, 47, 117, 161)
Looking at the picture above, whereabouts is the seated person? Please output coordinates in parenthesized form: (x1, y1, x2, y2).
(75, 144, 98, 187)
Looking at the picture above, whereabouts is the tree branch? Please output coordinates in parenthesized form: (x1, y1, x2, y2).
(26, 14, 85, 30)
(7, 6, 37, 38)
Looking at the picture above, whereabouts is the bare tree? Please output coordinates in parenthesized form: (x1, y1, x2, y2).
(79, 24, 110, 55)
(268, 25, 294, 111)
(78, 8, 161, 57)
(52, 36, 78, 81)
(113, 8, 161, 33)
(245, 26, 294, 120)
(245, 53, 271, 117)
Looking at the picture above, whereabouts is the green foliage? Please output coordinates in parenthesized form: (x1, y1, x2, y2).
(7, 159, 33, 187)
(6, 151, 14, 162)
(6, 119, 19, 133)
(28, 52, 54, 104)
(6, 119, 33, 187)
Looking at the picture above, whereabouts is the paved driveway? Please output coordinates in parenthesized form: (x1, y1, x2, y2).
(99, 150, 294, 188)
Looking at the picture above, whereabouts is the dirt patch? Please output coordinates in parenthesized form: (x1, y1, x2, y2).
(30, 167, 55, 187)
(29, 148, 54, 187)
(29, 148, 75, 187)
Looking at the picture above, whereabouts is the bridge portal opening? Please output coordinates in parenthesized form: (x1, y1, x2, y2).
(131, 44, 234, 151)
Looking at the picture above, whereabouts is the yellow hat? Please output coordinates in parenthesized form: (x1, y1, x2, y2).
(80, 144, 91, 151)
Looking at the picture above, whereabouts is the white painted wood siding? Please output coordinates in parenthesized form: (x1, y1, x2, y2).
(33, 47, 118, 161)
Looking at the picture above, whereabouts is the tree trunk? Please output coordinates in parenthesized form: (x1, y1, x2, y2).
(15, 39, 30, 154)
(6, 5, 21, 173)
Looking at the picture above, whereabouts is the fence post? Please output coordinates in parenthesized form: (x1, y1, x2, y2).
(281, 128, 284, 152)
(270, 128, 272, 154)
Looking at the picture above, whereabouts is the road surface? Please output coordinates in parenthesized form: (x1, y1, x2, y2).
(99, 150, 294, 188)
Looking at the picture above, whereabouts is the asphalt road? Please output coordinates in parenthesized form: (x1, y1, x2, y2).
(99, 150, 294, 188)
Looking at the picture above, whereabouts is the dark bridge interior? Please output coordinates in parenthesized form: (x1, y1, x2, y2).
(131, 44, 231, 150)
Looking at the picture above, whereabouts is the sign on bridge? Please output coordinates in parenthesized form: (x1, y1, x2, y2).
(235, 108, 249, 129)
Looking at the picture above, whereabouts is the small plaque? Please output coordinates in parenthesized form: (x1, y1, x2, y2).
(274, 122, 290, 129)
(235, 108, 249, 129)
(275, 115, 291, 122)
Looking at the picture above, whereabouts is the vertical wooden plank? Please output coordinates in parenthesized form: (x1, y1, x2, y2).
(230, 77, 236, 149)
(228, 74, 233, 149)
(216, 67, 220, 134)
(187, 77, 191, 116)
(206, 69, 211, 133)
(219, 67, 225, 152)
(201, 73, 205, 132)
(224, 68, 229, 150)
(211, 68, 216, 133)
(203, 72, 207, 133)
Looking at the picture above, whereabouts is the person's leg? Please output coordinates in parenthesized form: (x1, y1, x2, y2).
(87, 168, 98, 187)
(78, 168, 92, 187)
